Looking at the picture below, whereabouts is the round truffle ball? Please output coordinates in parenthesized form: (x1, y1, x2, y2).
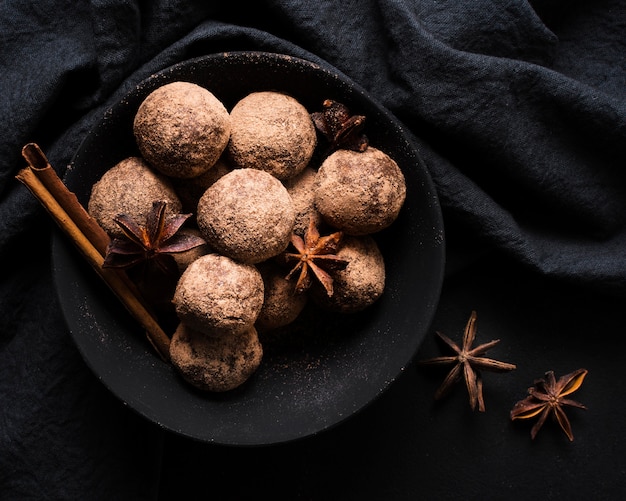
(170, 323, 263, 392)
(227, 91, 317, 180)
(255, 262, 308, 332)
(197, 168, 295, 264)
(133, 81, 231, 179)
(87, 156, 182, 238)
(283, 166, 323, 237)
(311, 235, 385, 313)
(315, 147, 406, 235)
(173, 253, 264, 336)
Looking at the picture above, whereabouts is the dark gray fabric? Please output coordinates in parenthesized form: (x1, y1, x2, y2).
(1, 1, 625, 498)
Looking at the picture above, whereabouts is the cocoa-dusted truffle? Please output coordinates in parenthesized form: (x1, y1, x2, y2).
(172, 157, 232, 213)
(282, 166, 323, 237)
(315, 147, 406, 235)
(88, 156, 182, 238)
(197, 168, 295, 264)
(311, 235, 385, 313)
(173, 253, 264, 336)
(133, 81, 231, 179)
(227, 91, 317, 180)
(172, 227, 211, 273)
(170, 323, 263, 392)
(256, 262, 308, 332)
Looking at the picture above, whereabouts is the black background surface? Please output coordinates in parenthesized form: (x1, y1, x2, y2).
(1, 1, 625, 499)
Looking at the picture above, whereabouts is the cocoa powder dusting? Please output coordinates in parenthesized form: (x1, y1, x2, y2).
(227, 91, 317, 180)
(134, 81, 231, 179)
(173, 253, 264, 336)
(256, 261, 308, 332)
(170, 323, 263, 392)
(88, 156, 182, 238)
(283, 166, 323, 236)
(315, 147, 406, 235)
(311, 235, 385, 313)
(197, 168, 295, 264)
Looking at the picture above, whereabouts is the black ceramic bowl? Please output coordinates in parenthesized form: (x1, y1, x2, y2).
(52, 51, 445, 446)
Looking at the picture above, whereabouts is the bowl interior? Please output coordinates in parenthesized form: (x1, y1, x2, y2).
(52, 51, 445, 446)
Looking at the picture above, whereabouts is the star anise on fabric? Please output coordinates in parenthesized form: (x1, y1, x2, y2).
(103, 200, 205, 272)
(311, 99, 369, 152)
(280, 216, 349, 297)
(510, 368, 588, 441)
(418, 311, 517, 412)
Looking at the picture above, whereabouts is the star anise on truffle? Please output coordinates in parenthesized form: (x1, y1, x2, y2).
(418, 311, 517, 412)
(311, 99, 369, 152)
(280, 216, 349, 297)
(510, 368, 588, 441)
(103, 200, 205, 272)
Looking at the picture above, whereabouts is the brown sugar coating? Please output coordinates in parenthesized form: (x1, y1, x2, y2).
(133, 81, 231, 179)
(255, 262, 308, 332)
(87, 156, 182, 238)
(197, 168, 295, 264)
(172, 253, 264, 336)
(311, 235, 385, 313)
(169, 323, 263, 392)
(227, 91, 317, 180)
(315, 147, 406, 235)
(282, 166, 323, 237)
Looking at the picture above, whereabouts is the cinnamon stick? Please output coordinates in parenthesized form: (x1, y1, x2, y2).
(16, 143, 171, 361)
(21, 143, 111, 256)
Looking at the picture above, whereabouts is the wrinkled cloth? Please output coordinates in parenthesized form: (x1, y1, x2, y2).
(1, 1, 625, 499)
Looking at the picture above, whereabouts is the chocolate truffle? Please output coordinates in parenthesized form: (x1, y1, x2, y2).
(311, 235, 385, 313)
(282, 166, 323, 237)
(197, 168, 295, 264)
(87, 156, 182, 238)
(173, 253, 264, 336)
(227, 91, 317, 180)
(315, 147, 406, 235)
(170, 323, 263, 392)
(172, 157, 232, 213)
(172, 227, 211, 273)
(255, 262, 308, 332)
(133, 81, 231, 179)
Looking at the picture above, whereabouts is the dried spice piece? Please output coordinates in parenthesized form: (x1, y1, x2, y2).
(510, 368, 588, 441)
(105, 200, 207, 331)
(311, 99, 368, 152)
(17, 144, 171, 360)
(418, 311, 516, 412)
(103, 200, 205, 272)
(280, 217, 349, 297)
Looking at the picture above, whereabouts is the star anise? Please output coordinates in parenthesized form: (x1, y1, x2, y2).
(418, 311, 517, 412)
(510, 368, 588, 441)
(311, 99, 368, 152)
(103, 200, 205, 272)
(280, 216, 349, 297)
